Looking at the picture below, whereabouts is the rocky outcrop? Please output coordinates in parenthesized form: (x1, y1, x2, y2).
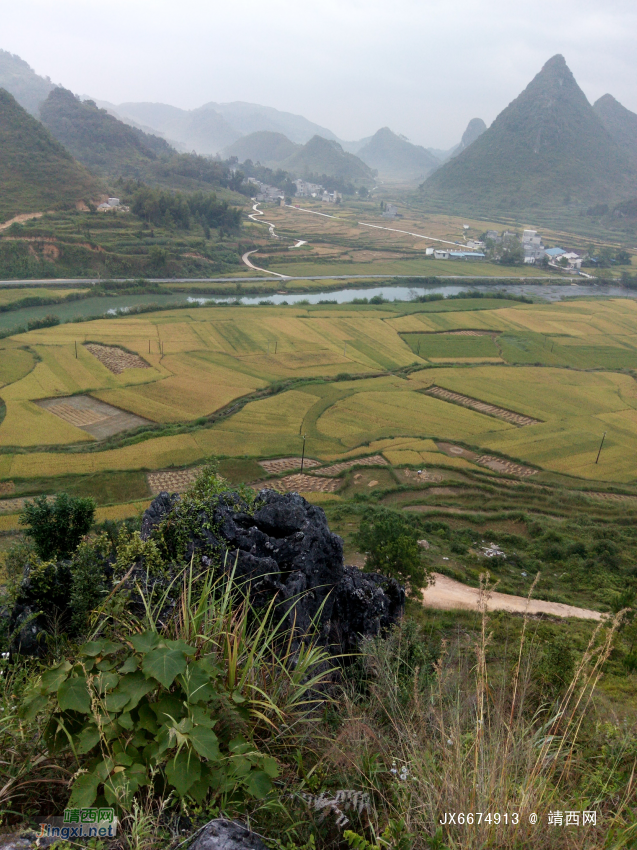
(187, 819, 268, 850)
(143, 488, 404, 654)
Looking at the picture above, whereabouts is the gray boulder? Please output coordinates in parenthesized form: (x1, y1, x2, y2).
(188, 819, 267, 850)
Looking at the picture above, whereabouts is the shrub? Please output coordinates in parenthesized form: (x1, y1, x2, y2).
(355, 510, 428, 597)
(20, 493, 96, 560)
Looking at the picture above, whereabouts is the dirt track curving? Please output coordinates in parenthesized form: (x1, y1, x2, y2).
(422, 573, 602, 620)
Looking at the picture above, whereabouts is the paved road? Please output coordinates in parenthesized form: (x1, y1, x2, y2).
(241, 249, 290, 279)
(0, 274, 568, 287)
(422, 573, 602, 620)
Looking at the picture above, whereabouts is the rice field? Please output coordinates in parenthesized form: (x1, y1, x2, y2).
(3, 296, 637, 486)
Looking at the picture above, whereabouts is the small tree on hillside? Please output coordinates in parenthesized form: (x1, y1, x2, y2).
(20, 493, 96, 560)
(355, 510, 429, 597)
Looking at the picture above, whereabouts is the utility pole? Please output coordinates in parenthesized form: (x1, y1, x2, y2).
(75, 341, 78, 359)
(275, 341, 278, 354)
(300, 434, 306, 472)
(595, 431, 607, 464)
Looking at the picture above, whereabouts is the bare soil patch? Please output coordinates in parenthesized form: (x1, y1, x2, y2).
(586, 491, 637, 504)
(85, 344, 150, 375)
(0, 497, 27, 514)
(435, 443, 537, 477)
(422, 572, 602, 621)
(253, 474, 341, 494)
(0, 481, 15, 497)
(425, 386, 541, 427)
(259, 457, 321, 474)
(37, 395, 150, 439)
(475, 455, 538, 477)
(147, 467, 204, 496)
(396, 469, 444, 484)
(316, 455, 388, 476)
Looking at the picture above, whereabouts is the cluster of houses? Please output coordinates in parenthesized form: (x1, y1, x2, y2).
(486, 228, 584, 270)
(294, 180, 342, 203)
(97, 197, 128, 212)
(426, 247, 486, 261)
(247, 177, 342, 204)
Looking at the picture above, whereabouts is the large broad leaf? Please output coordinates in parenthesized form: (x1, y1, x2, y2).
(58, 676, 91, 714)
(130, 632, 160, 653)
(151, 694, 185, 724)
(81, 640, 123, 657)
(115, 672, 155, 711)
(40, 661, 71, 694)
(104, 692, 130, 713)
(164, 638, 196, 656)
(69, 772, 100, 808)
(77, 724, 101, 754)
(166, 749, 201, 797)
(137, 702, 159, 734)
(19, 693, 49, 722)
(244, 769, 273, 799)
(142, 647, 187, 688)
(117, 712, 134, 731)
(178, 662, 217, 705)
(188, 726, 220, 761)
(95, 672, 119, 695)
(118, 657, 138, 674)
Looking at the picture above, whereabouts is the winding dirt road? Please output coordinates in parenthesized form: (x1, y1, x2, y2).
(422, 573, 602, 621)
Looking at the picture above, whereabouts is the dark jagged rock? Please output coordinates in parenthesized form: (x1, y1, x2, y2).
(142, 488, 404, 654)
(188, 819, 267, 850)
(140, 490, 180, 540)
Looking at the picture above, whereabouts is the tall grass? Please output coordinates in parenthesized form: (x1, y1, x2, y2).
(320, 575, 633, 849)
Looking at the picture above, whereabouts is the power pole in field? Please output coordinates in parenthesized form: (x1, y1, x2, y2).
(300, 434, 306, 472)
(595, 432, 607, 464)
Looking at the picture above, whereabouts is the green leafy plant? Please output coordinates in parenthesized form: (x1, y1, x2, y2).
(24, 630, 279, 809)
(21, 560, 334, 813)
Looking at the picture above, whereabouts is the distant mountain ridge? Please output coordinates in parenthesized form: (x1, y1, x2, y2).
(423, 55, 637, 215)
(427, 118, 487, 163)
(0, 88, 101, 222)
(356, 127, 439, 180)
(594, 94, 637, 168)
(113, 100, 339, 155)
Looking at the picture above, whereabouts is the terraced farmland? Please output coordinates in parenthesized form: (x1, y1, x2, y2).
(2, 296, 637, 515)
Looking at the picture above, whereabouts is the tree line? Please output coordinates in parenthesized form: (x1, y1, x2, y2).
(127, 185, 241, 231)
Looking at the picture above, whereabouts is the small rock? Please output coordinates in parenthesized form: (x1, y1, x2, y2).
(188, 819, 267, 850)
(418, 539, 430, 550)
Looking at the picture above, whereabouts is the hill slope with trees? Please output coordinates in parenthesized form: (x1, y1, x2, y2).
(223, 130, 300, 166)
(281, 135, 374, 182)
(40, 87, 174, 176)
(0, 88, 102, 222)
(594, 93, 637, 168)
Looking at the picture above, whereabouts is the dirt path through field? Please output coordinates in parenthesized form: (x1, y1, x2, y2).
(0, 212, 44, 232)
(422, 572, 602, 620)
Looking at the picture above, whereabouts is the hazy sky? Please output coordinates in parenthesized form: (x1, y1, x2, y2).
(3, 0, 637, 147)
